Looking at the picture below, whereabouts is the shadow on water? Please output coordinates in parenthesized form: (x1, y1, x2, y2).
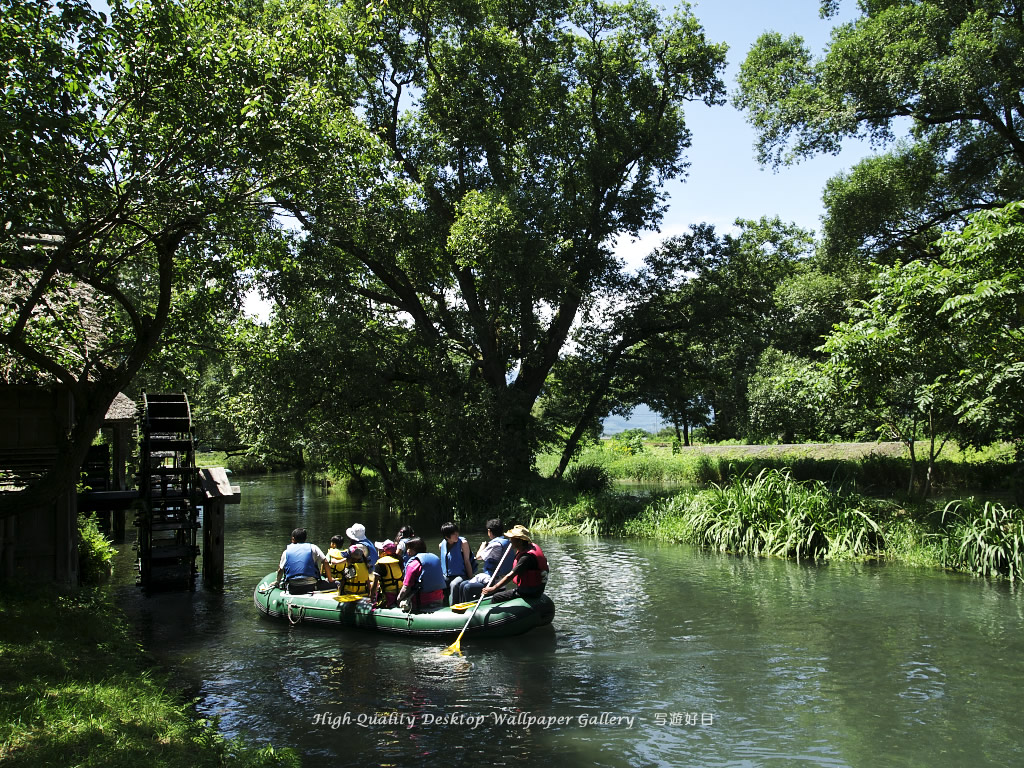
(108, 474, 1024, 768)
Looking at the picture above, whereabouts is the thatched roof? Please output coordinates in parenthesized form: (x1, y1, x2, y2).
(104, 392, 137, 424)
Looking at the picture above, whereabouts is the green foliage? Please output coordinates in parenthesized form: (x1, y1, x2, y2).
(735, 1, 1024, 261)
(610, 429, 649, 456)
(76, 514, 114, 585)
(942, 498, 1024, 582)
(564, 463, 612, 495)
(250, 0, 728, 488)
(624, 469, 886, 561)
(0, 589, 298, 768)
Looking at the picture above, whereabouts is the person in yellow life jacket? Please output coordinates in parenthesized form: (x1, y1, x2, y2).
(368, 540, 403, 608)
(334, 544, 372, 596)
(323, 535, 348, 583)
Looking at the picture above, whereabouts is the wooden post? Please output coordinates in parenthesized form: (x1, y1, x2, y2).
(202, 498, 225, 588)
(198, 467, 239, 590)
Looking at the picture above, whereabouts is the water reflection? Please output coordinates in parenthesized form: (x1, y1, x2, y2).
(108, 475, 1024, 767)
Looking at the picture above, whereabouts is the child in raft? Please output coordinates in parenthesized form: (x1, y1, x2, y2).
(368, 540, 403, 608)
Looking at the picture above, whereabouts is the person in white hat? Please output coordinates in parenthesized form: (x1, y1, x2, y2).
(346, 522, 378, 567)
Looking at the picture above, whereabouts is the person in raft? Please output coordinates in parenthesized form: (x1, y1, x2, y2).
(346, 523, 378, 568)
(368, 540, 403, 608)
(323, 534, 348, 584)
(276, 527, 328, 589)
(480, 525, 549, 603)
(395, 537, 445, 613)
(331, 544, 373, 596)
(439, 521, 474, 603)
(394, 524, 416, 565)
(452, 518, 512, 605)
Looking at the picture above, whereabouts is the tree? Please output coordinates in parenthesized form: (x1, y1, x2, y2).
(262, 0, 728, 488)
(0, 0, 288, 518)
(622, 218, 815, 442)
(735, 0, 1024, 263)
(819, 261, 971, 496)
(919, 201, 1024, 456)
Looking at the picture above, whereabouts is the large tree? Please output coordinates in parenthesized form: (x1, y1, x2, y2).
(735, 0, 1024, 263)
(0, 0, 290, 517)
(263, 0, 727, 485)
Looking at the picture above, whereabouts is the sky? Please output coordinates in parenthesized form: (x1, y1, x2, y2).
(614, 0, 869, 270)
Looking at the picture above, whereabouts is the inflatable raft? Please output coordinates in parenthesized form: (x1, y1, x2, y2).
(252, 572, 555, 638)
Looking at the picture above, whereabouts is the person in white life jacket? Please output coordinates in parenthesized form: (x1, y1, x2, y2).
(481, 525, 548, 603)
(276, 527, 328, 588)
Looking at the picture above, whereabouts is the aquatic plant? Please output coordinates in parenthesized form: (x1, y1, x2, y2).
(942, 499, 1024, 582)
(625, 469, 884, 561)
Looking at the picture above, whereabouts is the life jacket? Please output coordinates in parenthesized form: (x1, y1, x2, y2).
(440, 536, 469, 579)
(283, 543, 318, 580)
(483, 536, 512, 579)
(357, 537, 378, 567)
(375, 555, 403, 595)
(512, 543, 549, 591)
(324, 547, 347, 580)
(412, 552, 445, 593)
(339, 556, 371, 595)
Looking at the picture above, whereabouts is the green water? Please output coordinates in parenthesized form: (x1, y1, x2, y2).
(111, 474, 1024, 767)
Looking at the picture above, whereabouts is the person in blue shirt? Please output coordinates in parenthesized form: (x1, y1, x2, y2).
(275, 527, 327, 589)
(439, 521, 473, 604)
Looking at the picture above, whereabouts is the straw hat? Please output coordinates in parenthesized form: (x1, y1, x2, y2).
(504, 524, 532, 542)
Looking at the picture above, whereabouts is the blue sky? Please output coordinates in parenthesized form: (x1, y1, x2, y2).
(615, 0, 871, 269)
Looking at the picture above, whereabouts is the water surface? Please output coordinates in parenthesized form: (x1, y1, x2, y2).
(111, 474, 1024, 767)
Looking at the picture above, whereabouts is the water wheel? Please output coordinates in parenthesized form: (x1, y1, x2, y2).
(136, 392, 200, 590)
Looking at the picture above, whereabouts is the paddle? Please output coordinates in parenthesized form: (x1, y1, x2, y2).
(441, 541, 514, 656)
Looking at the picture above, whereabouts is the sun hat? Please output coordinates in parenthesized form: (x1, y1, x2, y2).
(346, 523, 367, 541)
(377, 539, 397, 554)
(504, 524, 531, 542)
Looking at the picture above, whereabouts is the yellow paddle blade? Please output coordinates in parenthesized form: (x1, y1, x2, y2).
(449, 601, 478, 613)
(333, 594, 365, 602)
(440, 637, 463, 656)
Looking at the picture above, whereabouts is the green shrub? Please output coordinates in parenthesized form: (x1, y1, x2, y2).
(77, 514, 114, 585)
(941, 498, 1024, 581)
(565, 463, 612, 494)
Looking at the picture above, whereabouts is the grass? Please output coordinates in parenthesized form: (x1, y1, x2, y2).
(622, 469, 887, 561)
(538, 439, 1018, 495)
(0, 588, 298, 768)
(527, 465, 1024, 582)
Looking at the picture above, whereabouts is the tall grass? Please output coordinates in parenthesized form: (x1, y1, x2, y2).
(624, 469, 885, 561)
(942, 498, 1024, 581)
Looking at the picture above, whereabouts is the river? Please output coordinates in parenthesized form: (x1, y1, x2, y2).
(110, 474, 1024, 767)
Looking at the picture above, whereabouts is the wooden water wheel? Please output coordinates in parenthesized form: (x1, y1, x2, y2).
(136, 392, 200, 590)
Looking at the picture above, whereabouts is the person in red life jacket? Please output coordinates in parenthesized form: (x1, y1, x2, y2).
(395, 537, 445, 612)
(481, 525, 548, 603)
(275, 527, 328, 588)
(369, 539, 403, 608)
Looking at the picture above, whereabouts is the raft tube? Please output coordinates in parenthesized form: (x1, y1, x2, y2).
(252, 572, 554, 638)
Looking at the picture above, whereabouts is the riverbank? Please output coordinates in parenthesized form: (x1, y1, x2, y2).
(529, 468, 1024, 582)
(0, 586, 298, 768)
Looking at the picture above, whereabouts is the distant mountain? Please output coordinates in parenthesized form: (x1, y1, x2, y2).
(602, 404, 663, 435)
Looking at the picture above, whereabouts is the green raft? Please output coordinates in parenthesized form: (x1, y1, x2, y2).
(253, 572, 555, 638)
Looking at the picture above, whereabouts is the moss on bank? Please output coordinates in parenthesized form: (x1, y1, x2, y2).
(0, 588, 298, 768)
